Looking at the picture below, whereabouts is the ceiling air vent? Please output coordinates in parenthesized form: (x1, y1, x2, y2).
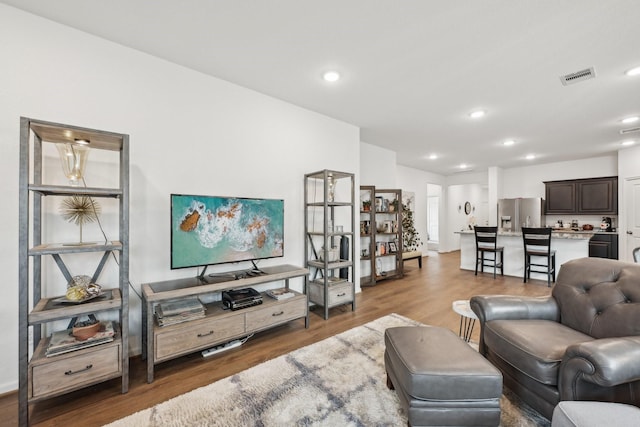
(559, 67, 596, 86)
(620, 127, 640, 135)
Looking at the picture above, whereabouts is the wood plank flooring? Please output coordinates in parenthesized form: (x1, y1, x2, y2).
(2, 251, 552, 427)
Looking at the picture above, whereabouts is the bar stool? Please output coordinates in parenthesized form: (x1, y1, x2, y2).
(474, 226, 504, 278)
(522, 227, 556, 286)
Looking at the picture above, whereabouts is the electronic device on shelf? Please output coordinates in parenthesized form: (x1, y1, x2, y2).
(222, 288, 263, 310)
(170, 194, 284, 280)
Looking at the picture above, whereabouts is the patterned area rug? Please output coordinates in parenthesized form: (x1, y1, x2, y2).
(106, 313, 550, 426)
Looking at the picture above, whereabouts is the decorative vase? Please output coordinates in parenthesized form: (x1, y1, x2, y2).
(56, 143, 90, 186)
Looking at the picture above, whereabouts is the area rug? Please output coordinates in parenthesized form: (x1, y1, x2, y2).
(106, 313, 550, 426)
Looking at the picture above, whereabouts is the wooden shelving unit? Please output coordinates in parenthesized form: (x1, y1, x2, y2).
(360, 187, 403, 286)
(18, 118, 129, 426)
(304, 170, 356, 319)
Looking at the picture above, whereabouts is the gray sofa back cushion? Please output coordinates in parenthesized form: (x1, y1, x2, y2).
(552, 258, 640, 339)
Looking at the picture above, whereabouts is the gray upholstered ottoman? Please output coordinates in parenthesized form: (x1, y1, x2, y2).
(385, 326, 502, 427)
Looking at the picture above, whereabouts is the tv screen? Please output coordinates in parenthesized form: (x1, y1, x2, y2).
(171, 194, 284, 270)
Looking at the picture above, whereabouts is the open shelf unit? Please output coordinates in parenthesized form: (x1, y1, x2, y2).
(304, 170, 356, 319)
(360, 186, 403, 286)
(18, 118, 129, 426)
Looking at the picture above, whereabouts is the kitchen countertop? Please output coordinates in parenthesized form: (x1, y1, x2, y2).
(454, 229, 617, 239)
(456, 229, 592, 279)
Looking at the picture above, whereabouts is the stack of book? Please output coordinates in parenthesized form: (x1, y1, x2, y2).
(46, 321, 116, 357)
(265, 287, 296, 300)
(155, 297, 205, 326)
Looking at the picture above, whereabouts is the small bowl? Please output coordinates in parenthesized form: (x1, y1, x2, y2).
(582, 224, 594, 230)
(72, 321, 101, 341)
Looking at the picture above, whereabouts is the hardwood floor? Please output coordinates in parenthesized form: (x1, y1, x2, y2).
(3, 251, 552, 427)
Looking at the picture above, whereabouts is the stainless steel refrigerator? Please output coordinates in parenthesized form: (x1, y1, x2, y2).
(497, 198, 545, 232)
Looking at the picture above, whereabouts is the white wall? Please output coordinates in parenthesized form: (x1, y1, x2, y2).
(0, 5, 359, 394)
(501, 155, 617, 198)
(360, 142, 397, 188)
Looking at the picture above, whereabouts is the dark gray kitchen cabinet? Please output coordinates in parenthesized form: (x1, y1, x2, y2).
(577, 178, 617, 214)
(589, 233, 619, 259)
(545, 181, 576, 214)
(544, 177, 617, 215)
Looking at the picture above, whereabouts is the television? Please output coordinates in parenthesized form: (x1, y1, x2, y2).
(170, 194, 284, 275)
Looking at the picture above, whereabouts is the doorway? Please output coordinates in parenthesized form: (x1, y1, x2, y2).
(427, 184, 441, 252)
(625, 177, 640, 262)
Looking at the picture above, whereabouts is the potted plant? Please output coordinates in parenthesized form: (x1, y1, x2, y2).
(402, 203, 423, 252)
(362, 200, 372, 212)
(390, 199, 399, 212)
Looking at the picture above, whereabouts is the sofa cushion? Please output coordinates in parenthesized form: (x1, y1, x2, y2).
(553, 258, 640, 339)
(484, 319, 593, 385)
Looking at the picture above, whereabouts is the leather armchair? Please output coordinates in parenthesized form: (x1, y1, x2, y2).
(470, 257, 640, 420)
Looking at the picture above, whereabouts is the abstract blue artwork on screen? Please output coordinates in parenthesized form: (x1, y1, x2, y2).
(171, 194, 284, 269)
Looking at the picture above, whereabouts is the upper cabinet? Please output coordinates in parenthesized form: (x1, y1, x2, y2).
(544, 176, 617, 215)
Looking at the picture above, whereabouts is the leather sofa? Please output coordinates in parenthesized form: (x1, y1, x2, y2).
(470, 257, 640, 420)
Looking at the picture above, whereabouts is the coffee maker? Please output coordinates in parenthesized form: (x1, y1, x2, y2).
(600, 217, 613, 232)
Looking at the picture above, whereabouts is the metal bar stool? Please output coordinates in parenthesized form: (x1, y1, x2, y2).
(522, 227, 556, 286)
(474, 226, 504, 278)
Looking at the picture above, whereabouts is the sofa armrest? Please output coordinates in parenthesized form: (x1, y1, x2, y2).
(560, 336, 640, 399)
(470, 295, 559, 323)
(470, 295, 559, 356)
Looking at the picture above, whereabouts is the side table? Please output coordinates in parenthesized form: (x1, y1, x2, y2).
(452, 300, 477, 342)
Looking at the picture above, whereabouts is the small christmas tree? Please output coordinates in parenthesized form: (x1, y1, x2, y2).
(402, 203, 422, 252)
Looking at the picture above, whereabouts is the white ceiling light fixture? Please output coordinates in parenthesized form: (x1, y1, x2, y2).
(428, 153, 438, 160)
(459, 163, 468, 169)
(525, 154, 536, 160)
(621, 116, 639, 124)
(469, 110, 485, 119)
(503, 139, 515, 146)
(322, 71, 341, 82)
(621, 140, 636, 146)
(626, 66, 640, 77)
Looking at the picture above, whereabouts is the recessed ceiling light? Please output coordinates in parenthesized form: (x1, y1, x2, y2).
(525, 154, 536, 160)
(322, 71, 340, 82)
(459, 163, 468, 169)
(622, 116, 639, 124)
(469, 110, 485, 119)
(622, 140, 636, 146)
(428, 154, 438, 160)
(626, 66, 640, 77)
(503, 139, 515, 146)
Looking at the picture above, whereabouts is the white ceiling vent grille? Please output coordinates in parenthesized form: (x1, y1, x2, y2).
(559, 67, 596, 86)
(620, 127, 640, 135)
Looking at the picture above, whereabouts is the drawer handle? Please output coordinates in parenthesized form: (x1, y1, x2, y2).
(197, 330, 215, 337)
(272, 311, 284, 317)
(65, 364, 93, 376)
(337, 293, 346, 297)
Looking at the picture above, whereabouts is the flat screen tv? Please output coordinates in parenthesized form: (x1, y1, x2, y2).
(171, 194, 284, 273)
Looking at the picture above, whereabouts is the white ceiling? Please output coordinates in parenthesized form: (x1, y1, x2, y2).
(3, 0, 640, 175)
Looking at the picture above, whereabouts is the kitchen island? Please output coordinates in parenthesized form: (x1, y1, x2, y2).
(456, 230, 594, 282)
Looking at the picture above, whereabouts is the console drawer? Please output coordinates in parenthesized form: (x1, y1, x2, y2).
(31, 342, 121, 399)
(309, 281, 353, 308)
(155, 313, 245, 361)
(246, 296, 306, 331)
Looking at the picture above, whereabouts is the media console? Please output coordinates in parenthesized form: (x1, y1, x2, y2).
(141, 264, 308, 383)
